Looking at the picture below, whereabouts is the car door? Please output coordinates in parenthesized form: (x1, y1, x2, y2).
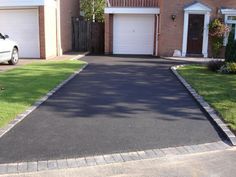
(0, 34, 12, 62)
(0, 35, 6, 62)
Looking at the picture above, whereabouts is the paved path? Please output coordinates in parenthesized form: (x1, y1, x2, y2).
(0, 52, 86, 72)
(0, 59, 39, 72)
(0, 56, 224, 163)
(1, 148, 236, 177)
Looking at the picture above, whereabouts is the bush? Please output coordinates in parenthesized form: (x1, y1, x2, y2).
(226, 62, 236, 73)
(207, 60, 225, 72)
(225, 29, 236, 62)
(219, 64, 230, 74)
(211, 37, 224, 58)
(219, 62, 236, 74)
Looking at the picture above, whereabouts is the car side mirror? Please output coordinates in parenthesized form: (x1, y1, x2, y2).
(4, 35, 9, 39)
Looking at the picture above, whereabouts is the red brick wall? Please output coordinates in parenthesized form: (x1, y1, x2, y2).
(158, 0, 236, 57)
(105, 14, 113, 54)
(39, 6, 46, 59)
(222, 0, 236, 7)
(108, 0, 158, 7)
(60, 0, 80, 53)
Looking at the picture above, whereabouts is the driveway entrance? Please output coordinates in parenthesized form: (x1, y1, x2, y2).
(0, 56, 223, 163)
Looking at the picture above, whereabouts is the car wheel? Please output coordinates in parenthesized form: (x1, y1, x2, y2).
(8, 48, 19, 65)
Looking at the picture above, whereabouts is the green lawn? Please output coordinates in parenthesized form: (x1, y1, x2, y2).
(178, 65, 236, 132)
(0, 60, 86, 128)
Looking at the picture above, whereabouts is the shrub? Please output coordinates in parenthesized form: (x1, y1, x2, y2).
(207, 60, 225, 72)
(218, 62, 236, 74)
(211, 37, 224, 58)
(219, 64, 230, 74)
(225, 29, 236, 62)
(226, 62, 236, 73)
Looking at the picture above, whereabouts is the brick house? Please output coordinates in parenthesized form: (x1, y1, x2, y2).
(105, 0, 236, 58)
(0, 0, 80, 59)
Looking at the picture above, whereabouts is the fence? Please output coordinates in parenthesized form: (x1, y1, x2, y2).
(72, 18, 104, 53)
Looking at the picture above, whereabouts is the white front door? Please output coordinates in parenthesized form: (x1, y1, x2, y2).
(113, 14, 155, 55)
(0, 9, 40, 58)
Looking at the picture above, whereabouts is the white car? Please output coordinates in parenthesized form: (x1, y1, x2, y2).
(0, 33, 19, 65)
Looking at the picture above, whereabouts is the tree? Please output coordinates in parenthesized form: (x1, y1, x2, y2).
(225, 28, 236, 62)
(80, 0, 106, 22)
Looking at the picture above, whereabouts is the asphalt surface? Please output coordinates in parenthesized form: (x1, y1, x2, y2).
(0, 56, 224, 163)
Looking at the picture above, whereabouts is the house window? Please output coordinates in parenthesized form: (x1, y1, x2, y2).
(227, 16, 236, 23)
(224, 15, 236, 46)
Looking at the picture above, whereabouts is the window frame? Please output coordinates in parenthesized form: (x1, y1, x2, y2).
(226, 15, 236, 24)
(223, 14, 236, 46)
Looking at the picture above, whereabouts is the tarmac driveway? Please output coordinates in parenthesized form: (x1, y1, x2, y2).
(0, 56, 224, 163)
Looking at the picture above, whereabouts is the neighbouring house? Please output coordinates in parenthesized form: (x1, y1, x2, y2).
(0, 0, 80, 59)
(104, 0, 236, 58)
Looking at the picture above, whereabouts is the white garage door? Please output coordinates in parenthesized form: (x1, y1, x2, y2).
(113, 14, 155, 55)
(0, 9, 40, 58)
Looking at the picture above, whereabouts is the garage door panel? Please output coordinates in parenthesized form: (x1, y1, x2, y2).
(114, 46, 154, 55)
(0, 9, 40, 58)
(114, 34, 154, 43)
(113, 14, 155, 55)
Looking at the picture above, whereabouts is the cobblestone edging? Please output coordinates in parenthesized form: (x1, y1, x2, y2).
(0, 141, 231, 175)
(0, 63, 88, 139)
(171, 65, 236, 146)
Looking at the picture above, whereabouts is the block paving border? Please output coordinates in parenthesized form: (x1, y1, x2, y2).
(0, 62, 88, 139)
(0, 141, 231, 175)
(171, 65, 236, 146)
